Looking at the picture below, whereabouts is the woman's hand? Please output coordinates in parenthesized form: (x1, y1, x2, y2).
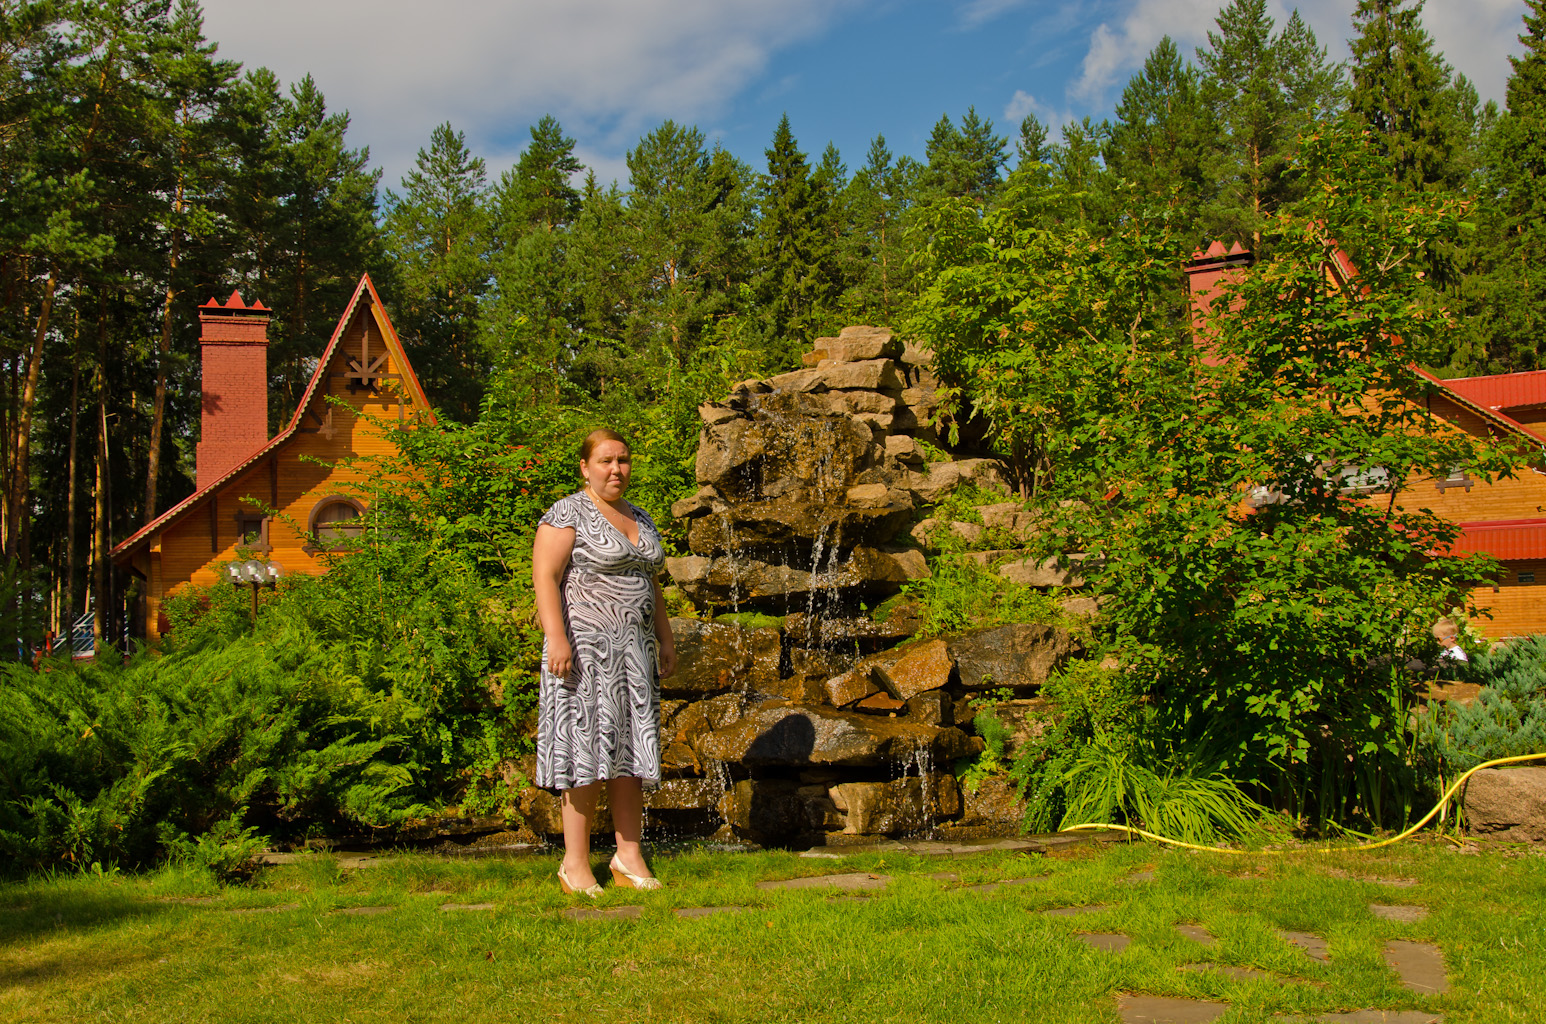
(657, 643, 677, 679)
(547, 635, 575, 679)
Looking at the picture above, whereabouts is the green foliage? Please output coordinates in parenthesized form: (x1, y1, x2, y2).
(901, 555, 1060, 638)
(1417, 636, 1546, 771)
(1056, 735, 1277, 844)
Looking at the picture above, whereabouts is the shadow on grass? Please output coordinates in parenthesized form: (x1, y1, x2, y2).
(0, 882, 179, 951)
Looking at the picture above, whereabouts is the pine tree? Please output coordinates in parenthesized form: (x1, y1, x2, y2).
(1105, 36, 1211, 226)
(920, 107, 1008, 205)
(841, 134, 915, 322)
(492, 114, 582, 243)
(757, 115, 838, 353)
(1196, 0, 1342, 247)
(383, 122, 491, 419)
(1349, 0, 1462, 191)
(1015, 114, 1049, 169)
(1473, 0, 1546, 370)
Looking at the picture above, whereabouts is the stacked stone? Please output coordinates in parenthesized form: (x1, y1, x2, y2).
(506, 326, 1091, 846)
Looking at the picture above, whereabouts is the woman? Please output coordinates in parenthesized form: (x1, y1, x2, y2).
(532, 428, 677, 896)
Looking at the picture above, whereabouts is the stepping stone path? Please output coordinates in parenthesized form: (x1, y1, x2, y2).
(1369, 904, 1429, 923)
(1117, 993, 1229, 1023)
(1181, 963, 1273, 982)
(1384, 940, 1448, 995)
(563, 905, 643, 922)
(1077, 932, 1131, 952)
(756, 872, 891, 892)
(930, 872, 959, 882)
(960, 876, 1046, 894)
(1276, 1012, 1442, 1023)
(798, 851, 845, 860)
(440, 903, 495, 912)
(1040, 903, 1109, 916)
(673, 906, 746, 919)
(334, 906, 394, 916)
(1278, 930, 1331, 962)
(230, 903, 300, 914)
(1176, 924, 1217, 946)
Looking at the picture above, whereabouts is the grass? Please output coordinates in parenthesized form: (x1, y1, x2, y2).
(1, 839, 1544, 1022)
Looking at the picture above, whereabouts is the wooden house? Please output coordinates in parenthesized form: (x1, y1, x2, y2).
(1185, 243, 1546, 638)
(113, 275, 432, 640)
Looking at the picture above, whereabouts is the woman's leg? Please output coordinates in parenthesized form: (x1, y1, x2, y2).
(560, 782, 600, 887)
(607, 776, 652, 878)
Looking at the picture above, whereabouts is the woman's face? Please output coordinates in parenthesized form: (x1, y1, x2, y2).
(582, 440, 632, 502)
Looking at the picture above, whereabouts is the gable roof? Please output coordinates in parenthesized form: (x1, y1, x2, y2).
(1441, 368, 1546, 419)
(1412, 366, 1546, 453)
(112, 274, 433, 563)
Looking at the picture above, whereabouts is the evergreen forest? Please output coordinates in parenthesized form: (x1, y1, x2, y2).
(7, 0, 1546, 868)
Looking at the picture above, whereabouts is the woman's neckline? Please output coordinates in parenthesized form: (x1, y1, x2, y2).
(581, 488, 642, 547)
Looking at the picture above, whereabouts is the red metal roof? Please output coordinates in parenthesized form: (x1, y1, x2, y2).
(1442, 369, 1546, 413)
(1449, 519, 1546, 560)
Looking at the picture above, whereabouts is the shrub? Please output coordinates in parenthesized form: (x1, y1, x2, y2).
(1417, 635, 1546, 772)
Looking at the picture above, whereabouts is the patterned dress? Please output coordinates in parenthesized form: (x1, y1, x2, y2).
(535, 492, 666, 790)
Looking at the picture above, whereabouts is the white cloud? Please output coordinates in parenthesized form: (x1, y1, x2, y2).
(958, 0, 1031, 30)
(1066, 0, 1529, 113)
(1004, 88, 1073, 131)
(198, 0, 862, 189)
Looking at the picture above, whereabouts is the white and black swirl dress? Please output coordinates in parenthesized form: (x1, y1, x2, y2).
(535, 492, 666, 791)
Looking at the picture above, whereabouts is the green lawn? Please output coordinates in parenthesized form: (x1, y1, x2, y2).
(1, 839, 1542, 1022)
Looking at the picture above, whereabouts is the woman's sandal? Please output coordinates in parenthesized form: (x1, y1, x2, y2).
(609, 855, 663, 891)
(557, 863, 603, 898)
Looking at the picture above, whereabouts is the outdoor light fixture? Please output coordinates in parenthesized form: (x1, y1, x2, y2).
(225, 557, 284, 619)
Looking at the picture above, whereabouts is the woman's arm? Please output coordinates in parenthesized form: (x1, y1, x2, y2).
(652, 577, 676, 679)
(533, 523, 577, 678)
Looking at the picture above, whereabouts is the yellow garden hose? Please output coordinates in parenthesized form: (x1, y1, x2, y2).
(1060, 752, 1546, 855)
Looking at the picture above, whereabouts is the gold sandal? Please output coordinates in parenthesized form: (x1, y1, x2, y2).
(557, 863, 603, 898)
(609, 855, 663, 891)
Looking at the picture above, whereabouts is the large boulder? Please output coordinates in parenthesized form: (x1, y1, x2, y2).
(696, 703, 975, 767)
(666, 547, 927, 607)
(694, 405, 874, 499)
(1463, 767, 1546, 841)
(948, 623, 1080, 690)
(665, 619, 780, 697)
(685, 492, 912, 552)
(874, 639, 954, 701)
(830, 774, 962, 834)
(956, 777, 1028, 829)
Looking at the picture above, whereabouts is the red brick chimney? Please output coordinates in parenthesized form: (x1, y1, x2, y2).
(195, 290, 271, 489)
(1184, 241, 1252, 365)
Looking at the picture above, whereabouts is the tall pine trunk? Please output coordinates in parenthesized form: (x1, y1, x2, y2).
(65, 314, 81, 623)
(92, 297, 110, 648)
(147, 145, 186, 522)
(7, 268, 57, 561)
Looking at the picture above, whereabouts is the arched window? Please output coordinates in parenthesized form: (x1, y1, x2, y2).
(307, 496, 365, 550)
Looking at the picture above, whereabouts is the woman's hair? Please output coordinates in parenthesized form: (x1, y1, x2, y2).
(579, 427, 629, 463)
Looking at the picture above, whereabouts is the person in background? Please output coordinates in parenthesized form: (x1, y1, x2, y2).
(531, 428, 676, 897)
(1433, 617, 1469, 664)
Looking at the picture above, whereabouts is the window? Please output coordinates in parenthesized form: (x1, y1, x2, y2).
(1337, 465, 1391, 495)
(235, 512, 271, 554)
(306, 497, 365, 551)
(1520, 571, 1536, 585)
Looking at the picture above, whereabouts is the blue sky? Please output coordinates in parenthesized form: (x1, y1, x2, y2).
(197, 0, 1529, 193)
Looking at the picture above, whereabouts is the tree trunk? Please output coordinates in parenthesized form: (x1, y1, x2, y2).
(7, 268, 57, 561)
(65, 309, 81, 621)
(93, 299, 109, 648)
(147, 146, 186, 522)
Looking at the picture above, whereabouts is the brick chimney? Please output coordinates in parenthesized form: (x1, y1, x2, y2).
(195, 290, 271, 490)
(1184, 241, 1252, 364)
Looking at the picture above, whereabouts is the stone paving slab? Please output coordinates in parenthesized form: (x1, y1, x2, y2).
(930, 872, 959, 882)
(333, 905, 395, 916)
(673, 905, 746, 919)
(1180, 963, 1286, 983)
(1384, 940, 1448, 995)
(1040, 903, 1109, 916)
(1275, 1012, 1442, 1023)
(1278, 930, 1331, 962)
(1124, 870, 1156, 884)
(959, 876, 1046, 894)
(229, 903, 301, 914)
(1369, 904, 1429, 923)
(798, 851, 846, 859)
(1175, 924, 1217, 945)
(162, 896, 220, 905)
(1117, 993, 1230, 1023)
(562, 905, 644, 922)
(756, 872, 891, 892)
(440, 903, 495, 911)
(1077, 932, 1131, 952)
